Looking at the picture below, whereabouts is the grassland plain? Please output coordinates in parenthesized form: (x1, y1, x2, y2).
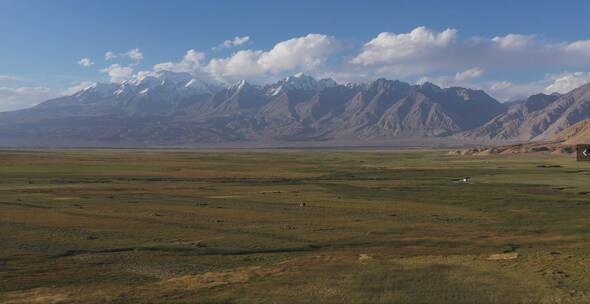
(1, 149, 590, 303)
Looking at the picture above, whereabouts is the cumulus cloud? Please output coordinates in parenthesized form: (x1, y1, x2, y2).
(544, 72, 590, 93)
(207, 50, 264, 78)
(489, 81, 513, 92)
(151, 34, 339, 82)
(485, 72, 590, 101)
(105, 51, 116, 60)
(207, 33, 339, 80)
(34, 29, 590, 103)
(454, 67, 484, 82)
(214, 36, 251, 50)
(351, 26, 590, 78)
(351, 27, 457, 66)
(100, 64, 134, 83)
(127, 48, 144, 61)
(416, 68, 590, 101)
(490, 34, 535, 49)
(154, 49, 206, 73)
(78, 57, 94, 67)
(486, 81, 547, 101)
(104, 48, 144, 62)
(416, 67, 485, 89)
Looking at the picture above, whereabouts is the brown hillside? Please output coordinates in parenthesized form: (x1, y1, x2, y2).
(551, 119, 590, 144)
(454, 118, 590, 156)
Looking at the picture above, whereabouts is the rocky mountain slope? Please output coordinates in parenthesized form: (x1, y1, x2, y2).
(551, 118, 590, 144)
(0, 72, 507, 147)
(453, 118, 590, 156)
(459, 83, 590, 142)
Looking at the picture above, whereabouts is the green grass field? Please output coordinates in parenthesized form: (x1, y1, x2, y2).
(2, 149, 590, 303)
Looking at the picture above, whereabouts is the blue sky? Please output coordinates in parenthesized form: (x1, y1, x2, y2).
(2, 0, 590, 111)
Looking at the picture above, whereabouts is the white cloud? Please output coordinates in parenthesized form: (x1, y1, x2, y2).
(563, 40, 590, 53)
(153, 49, 206, 73)
(0, 75, 24, 82)
(351, 27, 457, 66)
(0, 80, 114, 112)
(490, 81, 513, 92)
(0, 86, 57, 112)
(0, 75, 58, 111)
(126, 48, 143, 61)
(0, 81, 104, 112)
(351, 26, 590, 78)
(454, 67, 484, 82)
(415, 68, 590, 101)
(105, 48, 144, 61)
(491, 34, 535, 49)
(12, 30, 589, 106)
(151, 34, 339, 82)
(485, 72, 590, 101)
(105, 51, 116, 60)
(100, 64, 134, 83)
(207, 33, 339, 80)
(77, 57, 94, 67)
(415, 67, 485, 89)
(486, 81, 546, 101)
(142, 29, 590, 96)
(207, 50, 265, 78)
(259, 34, 337, 73)
(214, 36, 251, 50)
(544, 72, 590, 94)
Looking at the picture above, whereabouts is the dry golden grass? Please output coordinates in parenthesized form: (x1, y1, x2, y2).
(2, 149, 590, 303)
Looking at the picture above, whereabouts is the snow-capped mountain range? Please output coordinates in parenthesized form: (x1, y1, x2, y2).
(1, 70, 590, 147)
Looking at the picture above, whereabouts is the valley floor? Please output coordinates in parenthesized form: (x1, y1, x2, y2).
(1, 149, 590, 303)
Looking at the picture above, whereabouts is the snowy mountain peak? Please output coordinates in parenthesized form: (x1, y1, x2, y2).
(184, 79, 198, 88)
(344, 82, 368, 90)
(183, 78, 220, 95)
(74, 82, 118, 98)
(129, 71, 193, 87)
(81, 82, 100, 91)
(232, 79, 249, 90)
(266, 73, 338, 95)
(283, 73, 315, 84)
(104, 70, 220, 97)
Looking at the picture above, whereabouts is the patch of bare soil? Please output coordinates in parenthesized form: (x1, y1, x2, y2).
(3, 288, 71, 304)
(357, 253, 374, 263)
(487, 252, 519, 260)
(160, 266, 282, 290)
(451, 142, 575, 156)
(159, 254, 335, 290)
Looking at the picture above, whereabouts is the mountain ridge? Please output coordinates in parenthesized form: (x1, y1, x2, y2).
(1, 70, 590, 147)
(457, 83, 590, 143)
